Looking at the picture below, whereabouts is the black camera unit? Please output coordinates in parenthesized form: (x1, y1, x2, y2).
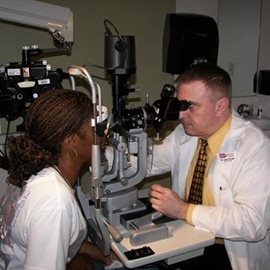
(0, 45, 65, 129)
(104, 20, 190, 134)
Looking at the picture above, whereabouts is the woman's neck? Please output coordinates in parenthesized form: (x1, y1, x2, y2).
(55, 161, 81, 188)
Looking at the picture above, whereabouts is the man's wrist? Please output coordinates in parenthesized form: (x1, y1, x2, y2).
(178, 202, 189, 220)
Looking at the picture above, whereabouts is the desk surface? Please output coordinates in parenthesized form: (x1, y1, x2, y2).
(112, 220, 215, 268)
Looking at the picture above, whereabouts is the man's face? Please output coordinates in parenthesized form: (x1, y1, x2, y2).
(177, 80, 221, 138)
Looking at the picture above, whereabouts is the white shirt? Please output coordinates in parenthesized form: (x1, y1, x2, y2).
(144, 112, 270, 270)
(0, 167, 87, 270)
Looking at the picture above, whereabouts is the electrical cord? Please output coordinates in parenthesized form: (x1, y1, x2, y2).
(104, 19, 127, 71)
(83, 20, 128, 79)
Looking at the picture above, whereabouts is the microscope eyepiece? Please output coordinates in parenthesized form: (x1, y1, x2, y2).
(178, 100, 191, 111)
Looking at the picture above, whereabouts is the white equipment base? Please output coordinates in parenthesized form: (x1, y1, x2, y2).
(112, 220, 215, 269)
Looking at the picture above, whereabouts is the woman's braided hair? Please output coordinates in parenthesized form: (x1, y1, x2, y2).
(7, 89, 93, 188)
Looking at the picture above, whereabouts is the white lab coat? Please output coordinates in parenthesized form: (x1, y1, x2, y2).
(146, 112, 270, 270)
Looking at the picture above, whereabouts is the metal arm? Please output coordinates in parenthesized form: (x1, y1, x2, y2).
(0, 0, 73, 48)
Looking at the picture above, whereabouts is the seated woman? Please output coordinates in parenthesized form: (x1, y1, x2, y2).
(0, 89, 112, 270)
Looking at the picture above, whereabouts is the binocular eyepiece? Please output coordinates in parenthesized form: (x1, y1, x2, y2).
(119, 98, 191, 131)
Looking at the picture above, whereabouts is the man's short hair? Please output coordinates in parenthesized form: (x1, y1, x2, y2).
(176, 63, 232, 105)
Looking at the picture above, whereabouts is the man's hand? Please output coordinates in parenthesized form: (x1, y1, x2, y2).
(149, 184, 189, 220)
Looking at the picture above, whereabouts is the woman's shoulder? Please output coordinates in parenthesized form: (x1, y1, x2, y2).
(25, 167, 76, 209)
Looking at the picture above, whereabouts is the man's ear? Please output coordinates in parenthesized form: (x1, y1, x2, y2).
(215, 97, 229, 117)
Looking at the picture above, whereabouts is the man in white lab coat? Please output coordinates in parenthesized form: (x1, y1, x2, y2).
(148, 63, 270, 270)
